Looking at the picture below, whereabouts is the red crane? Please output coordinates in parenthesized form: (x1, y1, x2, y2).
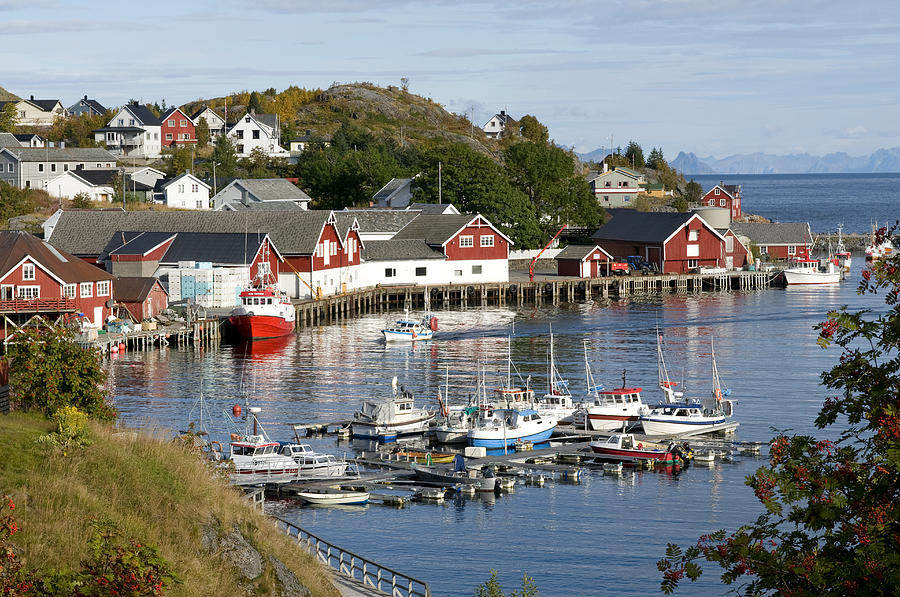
(529, 224, 567, 282)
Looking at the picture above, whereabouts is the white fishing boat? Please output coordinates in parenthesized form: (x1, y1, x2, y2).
(351, 377, 435, 441)
(582, 381, 648, 432)
(381, 308, 437, 342)
(467, 408, 557, 449)
(834, 224, 852, 272)
(865, 222, 896, 261)
(537, 325, 576, 423)
(296, 488, 370, 505)
(227, 403, 299, 486)
(641, 337, 736, 437)
(782, 246, 841, 285)
(279, 443, 353, 479)
(433, 367, 488, 444)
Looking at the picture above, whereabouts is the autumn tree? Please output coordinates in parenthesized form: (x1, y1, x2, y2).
(659, 224, 900, 595)
(163, 145, 193, 177)
(0, 101, 17, 132)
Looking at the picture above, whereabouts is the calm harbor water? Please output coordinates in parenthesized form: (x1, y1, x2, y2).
(108, 256, 883, 596)
(693, 172, 900, 234)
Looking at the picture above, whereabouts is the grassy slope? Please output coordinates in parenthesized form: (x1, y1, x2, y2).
(0, 412, 338, 596)
(0, 85, 19, 101)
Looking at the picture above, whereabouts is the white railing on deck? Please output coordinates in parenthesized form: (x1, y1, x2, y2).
(275, 517, 431, 597)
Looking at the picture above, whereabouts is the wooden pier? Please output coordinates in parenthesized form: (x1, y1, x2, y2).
(293, 270, 775, 328)
(79, 319, 223, 354)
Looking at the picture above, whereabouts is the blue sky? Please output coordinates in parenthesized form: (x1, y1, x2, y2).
(2, 0, 898, 158)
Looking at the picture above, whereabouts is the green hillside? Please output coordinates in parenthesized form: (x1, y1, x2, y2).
(0, 412, 338, 596)
(0, 85, 20, 101)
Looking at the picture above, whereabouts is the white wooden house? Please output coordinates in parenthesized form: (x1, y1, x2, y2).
(159, 173, 211, 210)
(226, 113, 288, 158)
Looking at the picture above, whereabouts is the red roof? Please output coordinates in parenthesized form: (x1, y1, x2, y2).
(600, 387, 642, 395)
(0, 231, 113, 284)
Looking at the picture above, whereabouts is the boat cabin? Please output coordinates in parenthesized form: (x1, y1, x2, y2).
(648, 403, 705, 418)
(593, 387, 643, 407)
(494, 387, 535, 407)
(230, 434, 280, 457)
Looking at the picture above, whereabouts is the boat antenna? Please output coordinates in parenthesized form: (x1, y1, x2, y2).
(621, 368, 627, 388)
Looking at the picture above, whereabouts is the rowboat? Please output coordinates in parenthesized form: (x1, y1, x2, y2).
(296, 488, 370, 505)
(393, 450, 457, 464)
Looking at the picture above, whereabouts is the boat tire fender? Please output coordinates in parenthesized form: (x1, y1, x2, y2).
(248, 311, 254, 316)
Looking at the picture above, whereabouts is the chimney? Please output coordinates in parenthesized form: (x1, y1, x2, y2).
(500, 110, 505, 117)
(240, 189, 250, 206)
(84, 95, 88, 101)
(30, 95, 34, 101)
(602, 162, 608, 174)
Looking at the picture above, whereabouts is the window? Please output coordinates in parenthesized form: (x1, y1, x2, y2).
(168, 119, 175, 126)
(17, 286, 39, 300)
(459, 235, 474, 248)
(182, 133, 190, 140)
(63, 284, 76, 298)
(63, 164, 68, 171)
(178, 184, 184, 193)
(129, 119, 135, 125)
(166, 133, 173, 140)
(191, 184, 198, 192)
(725, 236, 734, 252)
(788, 245, 797, 256)
(97, 280, 110, 296)
(708, 199, 714, 206)
(688, 229, 698, 241)
(50, 164, 56, 172)
(252, 130, 260, 139)
(237, 145, 244, 153)
(720, 198, 726, 207)
(196, 200, 203, 209)
(686, 244, 699, 257)
(454, 269, 463, 276)
(6, 164, 12, 172)
(760, 246, 768, 255)
(236, 130, 244, 139)
(0, 285, 13, 300)
(22, 263, 35, 280)
(480, 235, 494, 247)
(330, 242, 337, 256)
(688, 259, 698, 269)
(154, 133, 158, 140)
(38, 164, 44, 172)
(180, 119, 187, 127)
(80, 282, 92, 298)
(258, 262, 271, 275)
(715, 188, 720, 195)
(624, 195, 631, 202)
(415, 267, 427, 276)
(385, 268, 396, 278)
(472, 265, 482, 274)
(118, 119, 124, 126)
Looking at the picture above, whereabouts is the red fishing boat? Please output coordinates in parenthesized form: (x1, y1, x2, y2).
(229, 269, 295, 340)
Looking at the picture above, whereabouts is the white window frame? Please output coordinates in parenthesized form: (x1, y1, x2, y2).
(688, 230, 698, 242)
(22, 263, 35, 281)
(17, 286, 40, 300)
(63, 284, 77, 298)
(725, 236, 734, 252)
(480, 235, 494, 247)
(687, 259, 699, 269)
(454, 269, 463, 276)
(788, 245, 797, 256)
(686, 244, 699, 258)
(1, 284, 14, 300)
(720, 198, 726, 207)
(715, 188, 720, 195)
(97, 280, 110, 296)
(472, 265, 482, 274)
(760, 246, 768, 255)
(459, 235, 474, 248)
(80, 282, 93, 298)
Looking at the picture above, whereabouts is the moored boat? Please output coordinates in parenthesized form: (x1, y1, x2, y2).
(296, 488, 370, 505)
(589, 433, 691, 465)
(467, 408, 556, 449)
(279, 443, 353, 479)
(582, 383, 648, 432)
(537, 325, 576, 423)
(834, 224, 852, 272)
(351, 377, 435, 441)
(410, 455, 498, 492)
(229, 263, 295, 339)
(865, 222, 896, 261)
(227, 404, 299, 486)
(782, 246, 842, 285)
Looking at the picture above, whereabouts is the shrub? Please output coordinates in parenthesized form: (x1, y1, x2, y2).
(36, 406, 91, 452)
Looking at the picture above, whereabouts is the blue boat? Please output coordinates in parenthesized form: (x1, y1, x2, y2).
(467, 408, 557, 448)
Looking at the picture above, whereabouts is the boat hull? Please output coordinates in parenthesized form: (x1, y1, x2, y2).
(229, 314, 294, 339)
(296, 490, 369, 505)
(433, 428, 469, 444)
(351, 418, 433, 441)
(590, 445, 676, 463)
(468, 425, 555, 448)
(640, 416, 727, 436)
(783, 271, 841, 285)
(382, 329, 433, 342)
(411, 465, 498, 492)
(587, 413, 641, 432)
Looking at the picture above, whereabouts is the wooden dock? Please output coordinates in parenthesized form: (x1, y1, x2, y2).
(293, 271, 775, 327)
(78, 319, 223, 354)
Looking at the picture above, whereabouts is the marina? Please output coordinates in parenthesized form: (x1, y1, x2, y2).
(105, 254, 876, 596)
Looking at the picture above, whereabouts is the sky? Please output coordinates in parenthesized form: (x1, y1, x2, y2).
(2, 0, 899, 158)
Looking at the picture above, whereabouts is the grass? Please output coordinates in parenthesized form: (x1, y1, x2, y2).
(0, 412, 339, 596)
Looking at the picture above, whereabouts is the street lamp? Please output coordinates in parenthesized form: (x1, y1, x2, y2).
(212, 161, 221, 196)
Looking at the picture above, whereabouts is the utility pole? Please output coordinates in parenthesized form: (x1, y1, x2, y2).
(438, 161, 442, 204)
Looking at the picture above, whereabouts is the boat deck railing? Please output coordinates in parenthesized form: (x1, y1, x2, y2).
(275, 517, 431, 597)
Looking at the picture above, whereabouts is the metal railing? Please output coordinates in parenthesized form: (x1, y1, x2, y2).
(245, 487, 265, 511)
(275, 517, 430, 597)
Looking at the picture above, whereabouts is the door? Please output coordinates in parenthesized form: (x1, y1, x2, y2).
(726, 256, 734, 270)
(0, 285, 13, 300)
(93, 306, 103, 328)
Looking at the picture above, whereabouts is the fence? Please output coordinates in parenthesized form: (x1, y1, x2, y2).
(275, 517, 431, 597)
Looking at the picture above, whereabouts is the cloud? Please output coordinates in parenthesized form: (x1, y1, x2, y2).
(837, 126, 868, 139)
(0, 18, 143, 35)
(418, 47, 581, 58)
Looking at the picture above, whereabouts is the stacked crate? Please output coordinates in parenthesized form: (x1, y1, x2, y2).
(167, 265, 250, 308)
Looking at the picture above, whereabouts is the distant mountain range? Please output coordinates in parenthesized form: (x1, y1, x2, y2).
(668, 149, 900, 175)
(575, 147, 900, 174)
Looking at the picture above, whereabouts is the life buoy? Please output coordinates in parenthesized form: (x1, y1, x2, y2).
(637, 443, 643, 450)
(210, 440, 222, 453)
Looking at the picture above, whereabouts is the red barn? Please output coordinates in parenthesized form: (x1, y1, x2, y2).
(592, 208, 725, 274)
(721, 229, 752, 269)
(702, 182, 742, 220)
(0, 230, 115, 330)
(555, 245, 613, 277)
(113, 277, 168, 321)
(160, 107, 196, 147)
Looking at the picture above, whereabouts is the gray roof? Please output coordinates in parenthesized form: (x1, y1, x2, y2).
(592, 208, 697, 244)
(556, 244, 607, 261)
(373, 177, 412, 202)
(362, 240, 446, 261)
(113, 277, 163, 302)
(392, 214, 477, 246)
(338, 209, 419, 234)
(190, 106, 222, 121)
(254, 113, 278, 130)
(231, 179, 311, 202)
(29, 98, 62, 112)
(728, 222, 812, 246)
(47, 210, 332, 257)
(102, 231, 268, 266)
(0, 132, 22, 148)
(221, 201, 306, 212)
(0, 146, 117, 162)
(68, 97, 106, 114)
(407, 203, 459, 215)
(123, 103, 161, 126)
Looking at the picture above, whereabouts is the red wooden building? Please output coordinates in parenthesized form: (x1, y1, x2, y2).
(592, 209, 725, 274)
(555, 245, 613, 277)
(113, 277, 168, 321)
(0, 230, 115, 331)
(702, 182, 742, 220)
(721, 228, 752, 269)
(160, 107, 196, 147)
(729, 222, 813, 262)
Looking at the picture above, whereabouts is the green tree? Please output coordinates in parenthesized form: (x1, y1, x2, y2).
(624, 141, 645, 168)
(474, 570, 539, 597)
(244, 147, 273, 178)
(0, 101, 18, 132)
(71, 191, 92, 208)
(163, 145, 193, 177)
(518, 114, 549, 144)
(647, 147, 666, 170)
(0, 181, 33, 221)
(659, 224, 900, 595)
(672, 196, 688, 212)
(7, 326, 115, 421)
(248, 91, 262, 114)
(684, 179, 703, 204)
(195, 118, 210, 148)
(211, 135, 240, 181)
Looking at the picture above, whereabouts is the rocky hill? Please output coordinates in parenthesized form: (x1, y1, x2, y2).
(672, 149, 900, 174)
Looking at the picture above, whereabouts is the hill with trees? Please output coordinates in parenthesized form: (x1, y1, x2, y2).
(0, 85, 19, 102)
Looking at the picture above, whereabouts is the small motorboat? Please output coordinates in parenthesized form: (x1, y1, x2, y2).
(351, 377, 435, 441)
(589, 433, 691, 465)
(279, 444, 353, 479)
(393, 449, 457, 464)
(410, 455, 498, 492)
(227, 404, 299, 486)
(381, 309, 437, 342)
(467, 408, 557, 449)
(296, 488, 370, 506)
